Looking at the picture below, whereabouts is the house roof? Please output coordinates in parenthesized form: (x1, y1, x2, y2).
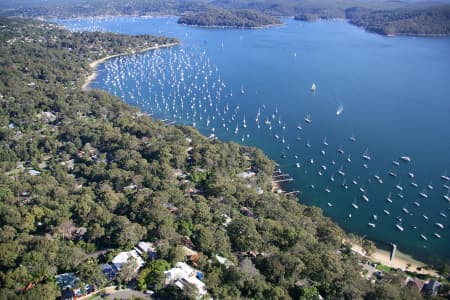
(55, 273, 77, 289)
(136, 241, 155, 254)
(112, 250, 145, 271)
(164, 262, 207, 296)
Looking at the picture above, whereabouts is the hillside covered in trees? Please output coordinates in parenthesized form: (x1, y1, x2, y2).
(178, 8, 281, 28)
(0, 17, 447, 299)
(346, 6, 450, 36)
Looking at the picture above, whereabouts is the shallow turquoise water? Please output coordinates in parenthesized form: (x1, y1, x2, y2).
(57, 17, 450, 265)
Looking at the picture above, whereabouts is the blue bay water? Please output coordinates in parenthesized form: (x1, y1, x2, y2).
(57, 17, 450, 266)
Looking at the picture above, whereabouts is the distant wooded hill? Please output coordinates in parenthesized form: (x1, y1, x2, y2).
(178, 8, 281, 28)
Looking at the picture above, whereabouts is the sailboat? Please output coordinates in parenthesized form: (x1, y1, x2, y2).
(400, 156, 411, 162)
(310, 82, 317, 92)
(362, 194, 369, 202)
(436, 223, 444, 229)
(419, 188, 428, 198)
(336, 104, 343, 116)
(443, 190, 449, 202)
(386, 192, 393, 203)
(362, 148, 371, 160)
(304, 113, 311, 124)
(396, 224, 404, 231)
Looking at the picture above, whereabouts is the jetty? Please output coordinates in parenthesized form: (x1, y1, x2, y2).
(273, 178, 294, 183)
(390, 243, 397, 261)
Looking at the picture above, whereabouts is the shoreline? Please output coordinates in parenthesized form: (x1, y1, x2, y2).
(177, 22, 283, 30)
(73, 20, 444, 274)
(350, 242, 438, 277)
(81, 42, 179, 91)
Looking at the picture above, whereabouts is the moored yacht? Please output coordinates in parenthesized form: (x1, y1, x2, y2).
(400, 156, 411, 162)
(435, 222, 444, 229)
(444, 190, 450, 202)
(336, 104, 344, 116)
(386, 192, 393, 203)
(362, 148, 371, 160)
(419, 189, 428, 198)
(304, 113, 311, 124)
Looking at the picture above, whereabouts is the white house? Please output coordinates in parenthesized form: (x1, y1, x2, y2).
(111, 249, 145, 272)
(164, 262, 207, 298)
(135, 241, 157, 260)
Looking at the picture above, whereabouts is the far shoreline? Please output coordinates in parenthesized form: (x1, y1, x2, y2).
(177, 21, 284, 30)
(81, 42, 180, 91)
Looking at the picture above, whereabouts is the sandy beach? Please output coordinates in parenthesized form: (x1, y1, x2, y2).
(81, 42, 179, 91)
(350, 242, 438, 277)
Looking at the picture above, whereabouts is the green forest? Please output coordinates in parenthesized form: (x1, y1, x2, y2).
(178, 8, 281, 28)
(0, 17, 448, 299)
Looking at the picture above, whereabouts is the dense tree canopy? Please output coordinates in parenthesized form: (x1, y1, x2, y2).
(0, 17, 444, 299)
(178, 8, 281, 28)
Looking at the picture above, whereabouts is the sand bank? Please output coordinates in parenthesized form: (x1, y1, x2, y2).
(351, 242, 438, 277)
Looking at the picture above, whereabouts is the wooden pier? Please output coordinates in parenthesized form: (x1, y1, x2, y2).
(273, 178, 293, 183)
(390, 243, 397, 261)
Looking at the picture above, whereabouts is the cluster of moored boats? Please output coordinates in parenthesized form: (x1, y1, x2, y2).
(98, 41, 448, 246)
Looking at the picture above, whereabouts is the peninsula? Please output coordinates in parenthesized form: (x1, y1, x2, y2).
(178, 8, 281, 28)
